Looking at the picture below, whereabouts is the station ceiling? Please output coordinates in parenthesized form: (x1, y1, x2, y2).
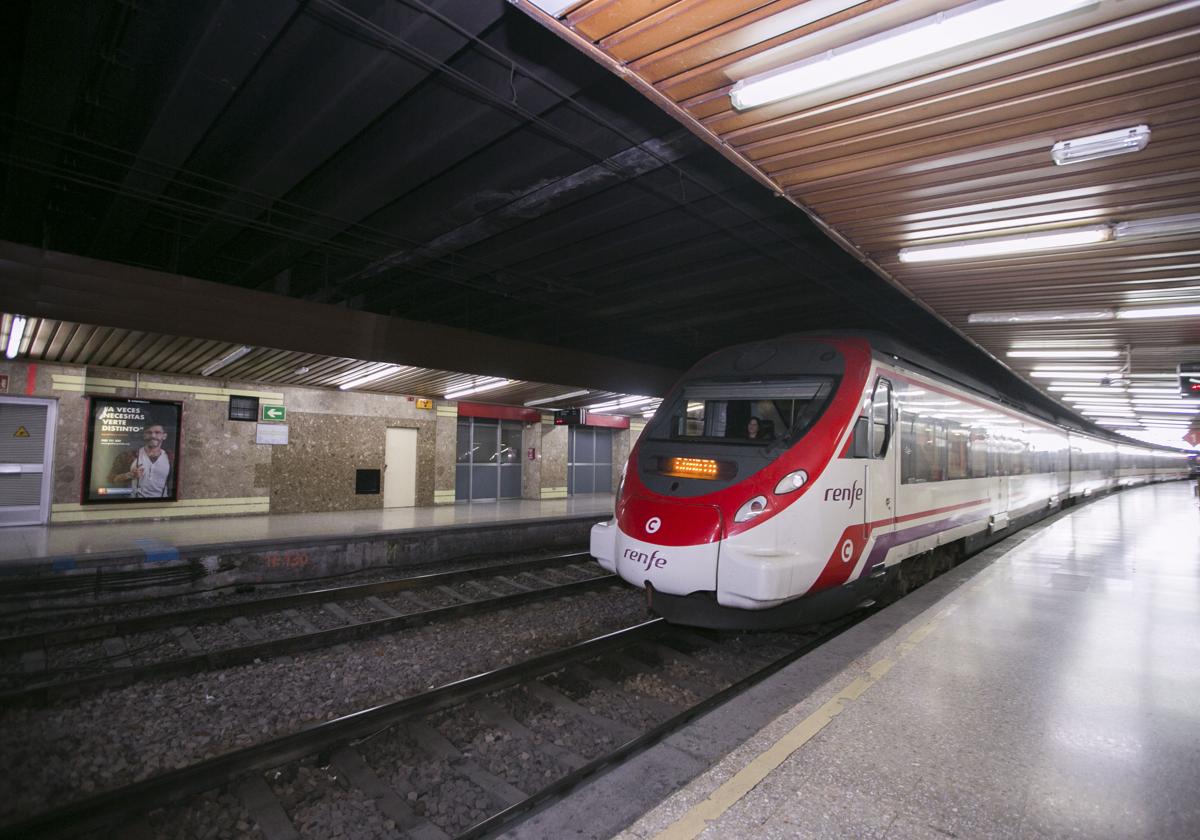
(2, 0, 1198, 439)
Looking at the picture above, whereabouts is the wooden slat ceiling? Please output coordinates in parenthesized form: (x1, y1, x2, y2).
(518, 0, 1200, 437)
(0, 314, 642, 414)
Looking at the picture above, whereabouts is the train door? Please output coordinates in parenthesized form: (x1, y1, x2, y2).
(865, 378, 896, 533)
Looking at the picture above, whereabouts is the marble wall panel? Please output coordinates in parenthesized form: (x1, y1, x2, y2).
(612, 428, 633, 493)
(181, 397, 265, 500)
(540, 424, 569, 488)
(522, 423, 542, 499)
(269, 412, 384, 514)
(2, 360, 441, 519)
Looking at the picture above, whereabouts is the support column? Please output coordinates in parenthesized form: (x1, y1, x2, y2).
(434, 404, 458, 504)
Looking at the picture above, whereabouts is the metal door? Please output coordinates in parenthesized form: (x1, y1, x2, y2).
(384, 427, 417, 508)
(0, 397, 56, 527)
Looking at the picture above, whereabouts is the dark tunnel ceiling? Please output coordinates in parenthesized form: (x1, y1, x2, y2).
(0, 0, 1052, 408)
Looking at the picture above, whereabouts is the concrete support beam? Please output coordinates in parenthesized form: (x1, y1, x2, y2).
(0, 241, 679, 395)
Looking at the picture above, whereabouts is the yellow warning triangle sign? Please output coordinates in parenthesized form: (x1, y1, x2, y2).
(13, 426, 29, 438)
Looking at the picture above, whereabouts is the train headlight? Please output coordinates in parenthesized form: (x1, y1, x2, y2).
(734, 495, 768, 523)
(774, 469, 809, 495)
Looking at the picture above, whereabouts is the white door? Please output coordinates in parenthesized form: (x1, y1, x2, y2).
(0, 397, 56, 527)
(384, 427, 417, 508)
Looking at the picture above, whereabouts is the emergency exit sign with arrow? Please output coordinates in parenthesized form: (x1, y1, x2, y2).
(261, 404, 287, 422)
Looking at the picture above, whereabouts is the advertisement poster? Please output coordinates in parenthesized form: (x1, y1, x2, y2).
(83, 398, 182, 503)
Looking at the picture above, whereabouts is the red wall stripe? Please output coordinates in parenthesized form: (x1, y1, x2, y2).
(456, 401, 542, 422)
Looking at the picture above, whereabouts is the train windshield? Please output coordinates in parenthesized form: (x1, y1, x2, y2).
(656, 378, 837, 445)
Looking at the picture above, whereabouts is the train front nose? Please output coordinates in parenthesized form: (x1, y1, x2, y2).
(612, 497, 723, 596)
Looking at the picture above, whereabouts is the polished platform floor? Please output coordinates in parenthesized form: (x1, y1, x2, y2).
(0, 495, 615, 565)
(612, 482, 1200, 840)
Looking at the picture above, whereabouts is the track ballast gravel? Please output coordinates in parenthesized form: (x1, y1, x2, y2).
(0, 586, 645, 823)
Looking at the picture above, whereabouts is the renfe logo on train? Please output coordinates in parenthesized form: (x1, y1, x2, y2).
(824, 480, 864, 508)
(624, 548, 667, 571)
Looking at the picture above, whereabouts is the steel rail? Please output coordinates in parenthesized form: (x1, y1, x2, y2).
(458, 615, 863, 840)
(0, 618, 666, 840)
(0, 551, 592, 654)
(0, 573, 617, 708)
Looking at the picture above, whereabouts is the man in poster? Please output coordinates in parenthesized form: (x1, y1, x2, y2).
(108, 419, 173, 498)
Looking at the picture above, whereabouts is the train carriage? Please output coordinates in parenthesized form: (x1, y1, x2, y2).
(590, 333, 1190, 629)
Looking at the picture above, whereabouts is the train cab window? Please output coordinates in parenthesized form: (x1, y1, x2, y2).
(656, 378, 837, 446)
(870, 378, 892, 458)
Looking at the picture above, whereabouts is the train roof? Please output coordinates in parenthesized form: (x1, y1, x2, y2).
(777, 332, 1190, 454)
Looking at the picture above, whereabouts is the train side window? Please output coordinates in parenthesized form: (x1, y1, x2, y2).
(969, 428, 988, 477)
(871, 379, 892, 458)
(850, 416, 871, 458)
(946, 423, 968, 480)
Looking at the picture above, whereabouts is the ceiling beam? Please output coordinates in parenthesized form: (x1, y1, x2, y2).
(0, 240, 679, 396)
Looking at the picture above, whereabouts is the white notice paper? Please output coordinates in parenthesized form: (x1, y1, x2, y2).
(256, 423, 289, 445)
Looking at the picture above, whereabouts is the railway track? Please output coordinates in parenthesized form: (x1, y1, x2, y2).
(0, 612, 860, 839)
(0, 552, 609, 706)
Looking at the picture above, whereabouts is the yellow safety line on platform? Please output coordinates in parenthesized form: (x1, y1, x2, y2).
(651, 611, 952, 840)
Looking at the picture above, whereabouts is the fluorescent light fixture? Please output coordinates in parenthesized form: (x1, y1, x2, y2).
(524, 0, 582, 17)
(1029, 371, 1115, 380)
(1011, 339, 1115, 349)
(899, 225, 1111, 263)
(586, 396, 657, 412)
(524, 389, 590, 407)
(1116, 304, 1200, 320)
(200, 345, 252, 376)
(969, 308, 1113, 324)
(729, 0, 1097, 110)
(1030, 365, 1120, 373)
(444, 377, 513, 401)
(1051, 125, 1150, 165)
(4, 314, 27, 359)
(1114, 212, 1200, 240)
(1008, 350, 1121, 359)
(339, 364, 409, 391)
(1048, 385, 1130, 393)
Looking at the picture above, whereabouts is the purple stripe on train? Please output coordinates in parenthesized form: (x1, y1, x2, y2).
(856, 509, 989, 580)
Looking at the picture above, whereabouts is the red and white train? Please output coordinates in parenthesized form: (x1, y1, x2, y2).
(590, 334, 1192, 629)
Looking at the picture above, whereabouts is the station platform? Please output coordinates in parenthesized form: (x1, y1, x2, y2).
(507, 481, 1200, 840)
(0, 495, 614, 608)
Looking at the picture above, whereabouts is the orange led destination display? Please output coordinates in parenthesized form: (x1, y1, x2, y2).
(658, 457, 735, 480)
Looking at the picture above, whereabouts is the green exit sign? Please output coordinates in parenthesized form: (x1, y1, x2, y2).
(261, 404, 287, 422)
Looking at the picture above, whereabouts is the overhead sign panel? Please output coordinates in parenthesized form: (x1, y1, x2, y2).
(554, 408, 587, 426)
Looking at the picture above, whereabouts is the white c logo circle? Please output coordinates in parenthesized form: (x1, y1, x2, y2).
(646, 517, 662, 534)
(840, 539, 855, 563)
